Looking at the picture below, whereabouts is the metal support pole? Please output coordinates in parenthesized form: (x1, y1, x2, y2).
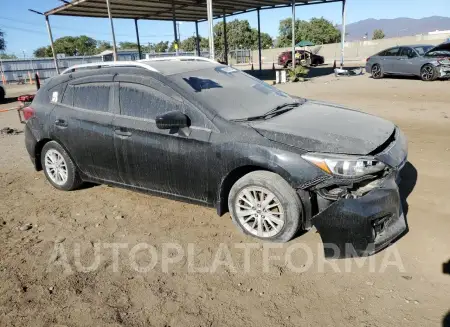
(134, 19, 142, 60)
(257, 8, 262, 71)
(45, 16, 60, 74)
(207, 0, 214, 60)
(172, 0, 179, 55)
(222, 10, 228, 65)
(195, 21, 201, 56)
(291, 0, 296, 69)
(106, 0, 118, 61)
(340, 0, 346, 67)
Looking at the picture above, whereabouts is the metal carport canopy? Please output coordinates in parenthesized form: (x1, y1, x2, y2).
(41, 0, 346, 73)
(44, 0, 342, 22)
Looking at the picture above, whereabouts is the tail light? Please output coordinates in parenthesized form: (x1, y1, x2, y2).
(23, 106, 35, 121)
(366, 57, 370, 62)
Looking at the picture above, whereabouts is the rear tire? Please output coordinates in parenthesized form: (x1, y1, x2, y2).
(421, 64, 438, 81)
(371, 64, 384, 79)
(41, 141, 83, 191)
(228, 171, 303, 243)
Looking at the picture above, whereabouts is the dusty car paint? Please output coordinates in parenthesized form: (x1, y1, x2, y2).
(24, 62, 408, 258)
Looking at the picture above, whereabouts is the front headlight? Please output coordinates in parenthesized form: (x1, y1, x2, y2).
(302, 153, 386, 177)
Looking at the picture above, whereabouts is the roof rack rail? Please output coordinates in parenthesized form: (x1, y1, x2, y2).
(61, 61, 159, 75)
(139, 56, 218, 64)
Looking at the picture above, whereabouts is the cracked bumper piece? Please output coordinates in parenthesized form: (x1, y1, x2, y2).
(311, 173, 407, 258)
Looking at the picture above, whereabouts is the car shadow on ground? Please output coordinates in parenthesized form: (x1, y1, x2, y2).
(399, 161, 418, 218)
(444, 261, 450, 326)
(444, 313, 450, 327)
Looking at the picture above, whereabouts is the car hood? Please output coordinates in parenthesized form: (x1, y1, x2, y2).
(249, 100, 395, 155)
(426, 42, 450, 55)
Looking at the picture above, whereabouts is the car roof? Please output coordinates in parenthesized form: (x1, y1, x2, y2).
(401, 44, 433, 48)
(138, 60, 220, 76)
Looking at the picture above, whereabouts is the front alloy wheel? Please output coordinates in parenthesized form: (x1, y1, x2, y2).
(235, 186, 285, 238)
(228, 171, 303, 242)
(421, 64, 437, 81)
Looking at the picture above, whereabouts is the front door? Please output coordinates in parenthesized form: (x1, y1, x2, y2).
(395, 47, 418, 75)
(112, 77, 214, 203)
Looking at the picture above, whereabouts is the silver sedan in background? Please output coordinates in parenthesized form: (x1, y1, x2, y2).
(366, 43, 450, 81)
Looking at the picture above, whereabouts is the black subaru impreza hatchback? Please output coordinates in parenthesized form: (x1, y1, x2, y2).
(24, 58, 408, 257)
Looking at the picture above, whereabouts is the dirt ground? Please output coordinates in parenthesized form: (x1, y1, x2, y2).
(0, 73, 449, 327)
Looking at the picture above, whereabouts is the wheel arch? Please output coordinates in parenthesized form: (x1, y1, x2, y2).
(34, 138, 52, 171)
(216, 163, 292, 216)
(36, 138, 80, 173)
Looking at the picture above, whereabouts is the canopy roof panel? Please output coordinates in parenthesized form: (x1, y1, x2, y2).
(44, 0, 342, 22)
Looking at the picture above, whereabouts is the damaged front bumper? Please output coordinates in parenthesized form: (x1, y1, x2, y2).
(438, 65, 450, 78)
(311, 171, 406, 258)
(308, 127, 408, 258)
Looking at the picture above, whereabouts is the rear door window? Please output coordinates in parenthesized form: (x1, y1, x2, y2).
(71, 83, 111, 112)
(384, 48, 400, 56)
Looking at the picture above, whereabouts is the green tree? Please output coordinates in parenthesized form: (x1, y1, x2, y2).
(33, 46, 52, 58)
(0, 28, 5, 51)
(259, 33, 274, 49)
(118, 41, 138, 49)
(372, 29, 385, 40)
(51, 35, 97, 56)
(200, 37, 209, 50)
(0, 53, 17, 59)
(180, 36, 209, 51)
(96, 41, 112, 53)
(213, 19, 273, 52)
(153, 41, 169, 53)
(277, 17, 340, 47)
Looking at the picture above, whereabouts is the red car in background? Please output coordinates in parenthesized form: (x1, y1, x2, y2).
(278, 50, 325, 68)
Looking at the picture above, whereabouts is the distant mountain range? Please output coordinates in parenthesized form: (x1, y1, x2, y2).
(341, 16, 450, 41)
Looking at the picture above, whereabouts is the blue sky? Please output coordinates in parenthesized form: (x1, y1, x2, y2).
(0, 0, 449, 57)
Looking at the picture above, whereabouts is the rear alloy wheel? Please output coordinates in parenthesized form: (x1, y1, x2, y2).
(41, 141, 83, 191)
(421, 64, 437, 81)
(228, 171, 303, 242)
(371, 64, 383, 79)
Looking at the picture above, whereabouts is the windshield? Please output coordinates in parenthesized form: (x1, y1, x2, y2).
(414, 46, 433, 55)
(168, 66, 298, 120)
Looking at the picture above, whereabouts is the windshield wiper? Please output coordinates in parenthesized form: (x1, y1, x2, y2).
(232, 102, 302, 122)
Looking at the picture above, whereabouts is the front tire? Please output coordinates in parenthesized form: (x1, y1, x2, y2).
(41, 141, 83, 191)
(228, 171, 303, 243)
(421, 64, 438, 81)
(371, 64, 384, 79)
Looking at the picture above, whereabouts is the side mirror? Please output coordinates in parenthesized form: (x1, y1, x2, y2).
(156, 111, 190, 130)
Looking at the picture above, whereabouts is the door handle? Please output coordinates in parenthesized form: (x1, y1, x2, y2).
(115, 128, 132, 137)
(54, 119, 68, 127)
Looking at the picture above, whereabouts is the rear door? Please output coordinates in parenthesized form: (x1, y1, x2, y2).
(394, 47, 418, 75)
(113, 75, 214, 202)
(50, 75, 120, 182)
(381, 47, 401, 73)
